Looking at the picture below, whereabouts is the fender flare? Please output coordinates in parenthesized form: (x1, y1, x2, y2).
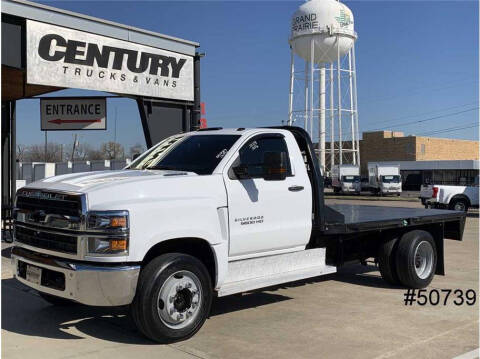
(449, 194, 471, 208)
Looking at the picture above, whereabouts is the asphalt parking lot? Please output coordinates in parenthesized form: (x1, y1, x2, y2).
(2, 199, 478, 359)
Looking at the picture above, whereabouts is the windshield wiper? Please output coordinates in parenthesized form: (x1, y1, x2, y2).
(147, 165, 179, 171)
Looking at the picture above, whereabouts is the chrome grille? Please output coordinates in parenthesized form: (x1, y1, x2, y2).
(14, 189, 85, 256)
(14, 225, 77, 254)
(15, 190, 83, 217)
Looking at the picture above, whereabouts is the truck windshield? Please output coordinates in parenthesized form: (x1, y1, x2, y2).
(342, 175, 360, 183)
(128, 134, 240, 175)
(381, 175, 401, 183)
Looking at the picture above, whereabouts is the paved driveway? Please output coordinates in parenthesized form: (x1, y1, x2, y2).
(2, 200, 478, 359)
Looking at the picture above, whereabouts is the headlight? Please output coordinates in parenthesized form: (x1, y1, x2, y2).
(86, 211, 129, 255)
(87, 210, 129, 231)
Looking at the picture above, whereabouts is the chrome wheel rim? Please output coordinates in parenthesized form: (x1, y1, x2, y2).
(414, 241, 434, 279)
(157, 270, 202, 329)
(454, 202, 466, 211)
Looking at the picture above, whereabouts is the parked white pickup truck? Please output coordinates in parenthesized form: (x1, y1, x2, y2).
(420, 176, 479, 212)
(12, 127, 465, 343)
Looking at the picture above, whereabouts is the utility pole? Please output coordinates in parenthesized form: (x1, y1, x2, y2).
(113, 107, 117, 160)
(44, 130, 48, 162)
(71, 134, 78, 162)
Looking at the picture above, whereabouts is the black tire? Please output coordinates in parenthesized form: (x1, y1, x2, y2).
(449, 198, 469, 212)
(39, 292, 74, 306)
(131, 253, 212, 343)
(378, 236, 400, 285)
(395, 230, 437, 288)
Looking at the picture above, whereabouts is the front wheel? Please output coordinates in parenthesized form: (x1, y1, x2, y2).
(131, 253, 212, 343)
(395, 230, 437, 288)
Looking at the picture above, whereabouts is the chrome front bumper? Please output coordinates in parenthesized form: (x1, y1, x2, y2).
(11, 247, 140, 306)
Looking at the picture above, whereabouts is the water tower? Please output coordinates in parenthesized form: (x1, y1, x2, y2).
(287, 0, 360, 174)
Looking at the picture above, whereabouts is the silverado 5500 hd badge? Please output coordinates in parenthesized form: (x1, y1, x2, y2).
(235, 215, 264, 225)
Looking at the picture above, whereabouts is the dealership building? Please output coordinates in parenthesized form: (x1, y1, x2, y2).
(2, 0, 202, 223)
(359, 131, 479, 190)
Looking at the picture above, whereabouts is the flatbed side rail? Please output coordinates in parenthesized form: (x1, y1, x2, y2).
(322, 213, 466, 237)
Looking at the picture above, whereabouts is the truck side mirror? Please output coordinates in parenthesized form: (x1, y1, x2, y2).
(232, 164, 250, 180)
(263, 151, 287, 181)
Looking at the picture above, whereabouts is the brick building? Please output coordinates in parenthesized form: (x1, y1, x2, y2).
(359, 131, 479, 173)
(358, 131, 479, 189)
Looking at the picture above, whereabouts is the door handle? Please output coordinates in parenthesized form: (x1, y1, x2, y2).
(288, 185, 304, 192)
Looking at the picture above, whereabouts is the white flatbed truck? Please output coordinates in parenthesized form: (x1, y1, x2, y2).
(12, 127, 465, 342)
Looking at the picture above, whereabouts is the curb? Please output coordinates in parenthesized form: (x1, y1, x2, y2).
(324, 194, 420, 202)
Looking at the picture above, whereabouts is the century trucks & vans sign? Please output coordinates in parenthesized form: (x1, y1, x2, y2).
(40, 97, 106, 131)
(27, 20, 194, 101)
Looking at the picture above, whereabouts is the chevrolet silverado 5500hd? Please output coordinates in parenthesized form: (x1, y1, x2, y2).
(12, 127, 465, 342)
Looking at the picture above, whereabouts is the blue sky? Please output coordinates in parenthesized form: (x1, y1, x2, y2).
(17, 0, 479, 149)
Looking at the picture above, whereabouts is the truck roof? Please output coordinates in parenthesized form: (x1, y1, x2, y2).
(190, 128, 288, 136)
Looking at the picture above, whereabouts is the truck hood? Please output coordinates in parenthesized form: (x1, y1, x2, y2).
(25, 169, 197, 193)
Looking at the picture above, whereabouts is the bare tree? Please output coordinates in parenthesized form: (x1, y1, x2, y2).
(73, 143, 92, 161)
(23, 143, 63, 162)
(16, 144, 27, 162)
(101, 142, 125, 160)
(86, 146, 105, 161)
(129, 143, 146, 158)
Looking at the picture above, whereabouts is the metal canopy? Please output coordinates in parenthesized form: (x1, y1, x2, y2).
(2, 0, 199, 56)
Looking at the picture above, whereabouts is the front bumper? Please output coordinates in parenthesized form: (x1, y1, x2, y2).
(424, 199, 446, 209)
(342, 187, 360, 193)
(381, 188, 401, 194)
(11, 247, 140, 306)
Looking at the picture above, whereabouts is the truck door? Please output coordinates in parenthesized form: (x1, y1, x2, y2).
(224, 133, 312, 258)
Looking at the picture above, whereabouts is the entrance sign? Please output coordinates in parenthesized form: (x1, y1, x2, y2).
(40, 98, 107, 130)
(27, 20, 194, 101)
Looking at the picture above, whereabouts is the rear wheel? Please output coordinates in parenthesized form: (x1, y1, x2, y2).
(449, 198, 469, 212)
(131, 253, 212, 343)
(395, 230, 437, 288)
(378, 237, 400, 285)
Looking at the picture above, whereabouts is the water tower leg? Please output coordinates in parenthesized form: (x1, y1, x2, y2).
(309, 38, 315, 139)
(319, 65, 326, 173)
(336, 38, 343, 165)
(304, 61, 309, 131)
(288, 49, 295, 126)
(352, 45, 361, 167)
(348, 50, 356, 165)
(330, 63, 334, 172)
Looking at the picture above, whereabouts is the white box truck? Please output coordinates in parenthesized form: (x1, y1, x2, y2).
(368, 163, 402, 196)
(12, 127, 464, 343)
(331, 164, 361, 194)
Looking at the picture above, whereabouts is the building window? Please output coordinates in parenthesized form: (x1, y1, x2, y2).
(421, 144, 426, 155)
